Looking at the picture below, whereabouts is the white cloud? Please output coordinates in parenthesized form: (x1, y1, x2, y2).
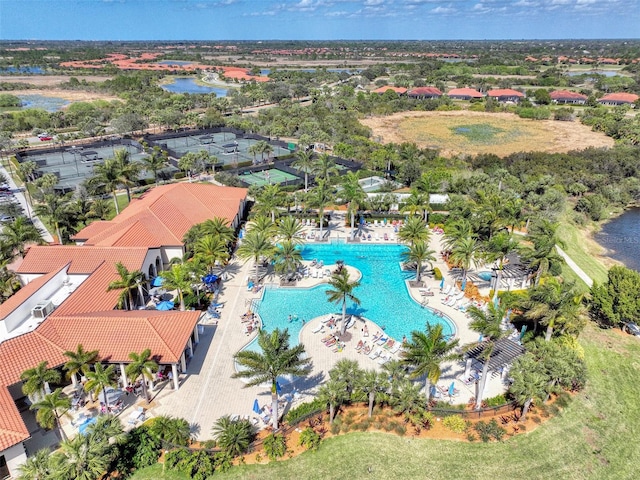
(431, 5, 456, 13)
(363, 0, 385, 5)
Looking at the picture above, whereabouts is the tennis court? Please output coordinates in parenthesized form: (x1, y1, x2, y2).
(238, 168, 301, 187)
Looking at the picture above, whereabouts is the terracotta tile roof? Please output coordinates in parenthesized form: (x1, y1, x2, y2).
(447, 87, 484, 98)
(16, 246, 149, 275)
(487, 89, 524, 98)
(74, 183, 247, 248)
(550, 90, 587, 101)
(372, 86, 407, 94)
(70, 220, 113, 241)
(0, 331, 66, 387)
(598, 92, 639, 103)
(0, 268, 64, 319)
(407, 87, 443, 96)
(0, 386, 29, 450)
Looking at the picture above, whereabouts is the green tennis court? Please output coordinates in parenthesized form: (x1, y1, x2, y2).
(239, 168, 300, 187)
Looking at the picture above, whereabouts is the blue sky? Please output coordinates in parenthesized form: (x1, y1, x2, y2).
(1, 0, 639, 41)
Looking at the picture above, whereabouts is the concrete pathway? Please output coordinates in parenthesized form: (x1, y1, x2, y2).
(556, 245, 593, 287)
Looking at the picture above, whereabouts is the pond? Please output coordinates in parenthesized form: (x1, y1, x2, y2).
(161, 78, 227, 96)
(18, 94, 69, 112)
(594, 207, 640, 272)
(0, 66, 45, 74)
(567, 70, 621, 77)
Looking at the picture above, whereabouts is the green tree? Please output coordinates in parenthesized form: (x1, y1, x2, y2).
(313, 153, 338, 183)
(150, 415, 192, 447)
(400, 324, 460, 402)
(84, 363, 118, 410)
(508, 353, 548, 422)
(34, 193, 72, 244)
(308, 179, 333, 241)
(521, 219, 565, 286)
(125, 349, 158, 404)
(63, 344, 99, 387)
(56, 433, 109, 480)
(255, 184, 285, 222)
(142, 147, 167, 186)
(448, 236, 478, 285)
(1, 216, 43, 258)
(159, 262, 193, 311)
(194, 234, 229, 272)
(357, 369, 389, 418)
(318, 378, 349, 424)
(107, 262, 145, 310)
(481, 231, 519, 303)
(112, 148, 141, 203)
(233, 328, 311, 430)
(20, 361, 61, 400)
(273, 240, 303, 281)
(276, 215, 305, 245)
(398, 215, 430, 247)
(89, 158, 124, 214)
(402, 189, 431, 222)
(292, 149, 314, 192)
(325, 268, 361, 334)
(329, 359, 362, 397)
(590, 266, 640, 328)
(236, 229, 274, 284)
(341, 171, 367, 240)
(17, 448, 54, 480)
(211, 415, 255, 457)
(30, 388, 71, 441)
(401, 240, 436, 283)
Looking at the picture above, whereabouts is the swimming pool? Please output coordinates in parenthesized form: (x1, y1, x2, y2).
(254, 242, 455, 345)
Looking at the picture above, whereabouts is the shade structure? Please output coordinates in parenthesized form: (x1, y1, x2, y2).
(104, 387, 123, 404)
(440, 277, 445, 289)
(448, 382, 456, 396)
(202, 274, 219, 285)
(461, 278, 467, 291)
(276, 381, 282, 395)
(149, 287, 165, 296)
(156, 300, 175, 311)
(151, 277, 164, 287)
(253, 399, 261, 414)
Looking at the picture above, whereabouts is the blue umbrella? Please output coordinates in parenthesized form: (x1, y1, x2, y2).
(253, 399, 261, 414)
(203, 274, 219, 284)
(461, 278, 467, 291)
(275, 381, 282, 396)
(156, 300, 174, 311)
(448, 382, 456, 397)
(439, 277, 445, 289)
(151, 277, 164, 287)
(78, 416, 97, 435)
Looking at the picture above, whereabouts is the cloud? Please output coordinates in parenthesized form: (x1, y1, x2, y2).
(431, 5, 457, 14)
(363, 0, 385, 5)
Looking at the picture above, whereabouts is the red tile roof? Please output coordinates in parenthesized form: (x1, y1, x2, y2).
(598, 92, 639, 104)
(0, 268, 64, 319)
(73, 183, 247, 248)
(550, 90, 588, 101)
(487, 89, 524, 98)
(0, 387, 29, 451)
(372, 86, 407, 94)
(447, 87, 484, 98)
(407, 87, 443, 96)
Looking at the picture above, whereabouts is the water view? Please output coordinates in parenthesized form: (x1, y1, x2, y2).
(18, 94, 69, 112)
(0, 66, 45, 74)
(594, 207, 640, 271)
(161, 78, 227, 96)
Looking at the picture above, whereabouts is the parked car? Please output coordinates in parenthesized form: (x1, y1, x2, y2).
(39, 136, 53, 141)
(0, 215, 15, 223)
(622, 322, 640, 337)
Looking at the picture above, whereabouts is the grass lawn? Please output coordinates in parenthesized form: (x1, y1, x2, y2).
(131, 324, 640, 480)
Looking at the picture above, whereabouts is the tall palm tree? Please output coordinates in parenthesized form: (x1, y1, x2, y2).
(142, 147, 167, 186)
(329, 359, 362, 398)
(30, 388, 71, 441)
(0, 262, 21, 302)
(292, 149, 314, 192)
(63, 344, 99, 387)
(89, 158, 123, 215)
(34, 193, 73, 244)
(107, 262, 145, 310)
(308, 179, 333, 240)
(340, 171, 366, 240)
(159, 262, 193, 311)
(255, 184, 285, 222)
(389, 379, 426, 421)
(199, 217, 234, 244)
(273, 240, 303, 281)
(401, 240, 436, 283)
(1, 216, 43, 257)
(467, 302, 508, 409)
(247, 215, 275, 236)
(398, 215, 430, 247)
(113, 148, 141, 202)
(20, 361, 61, 401)
(194, 234, 229, 272)
(236, 229, 274, 284)
(481, 230, 519, 303)
(312, 153, 338, 183)
(509, 353, 548, 422)
(442, 218, 475, 251)
(17, 448, 53, 480)
(400, 324, 460, 401)
(357, 369, 390, 418)
(521, 219, 565, 286)
(276, 215, 304, 245)
(56, 433, 110, 480)
(318, 378, 349, 424)
(448, 236, 478, 285)
(233, 328, 311, 430)
(402, 189, 431, 222)
(325, 268, 361, 334)
(523, 278, 586, 341)
(84, 363, 118, 411)
(125, 349, 158, 404)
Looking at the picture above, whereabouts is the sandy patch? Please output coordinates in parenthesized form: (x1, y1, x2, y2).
(9, 88, 120, 103)
(0, 75, 112, 87)
(360, 110, 614, 157)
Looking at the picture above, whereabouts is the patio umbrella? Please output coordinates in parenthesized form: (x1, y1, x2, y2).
(104, 387, 123, 404)
(275, 381, 282, 396)
(156, 300, 175, 311)
(202, 274, 219, 285)
(253, 399, 261, 415)
(149, 287, 165, 296)
(448, 382, 456, 397)
(461, 278, 467, 291)
(439, 277, 445, 289)
(151, 277, 164, 287)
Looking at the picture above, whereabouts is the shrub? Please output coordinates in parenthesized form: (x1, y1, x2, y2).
(165, 449, 215, 480)
(483, 394, 508, 408)
(263, 433, 287, 461)
(433, 267, 443, 280)
(442, 415, 467, 434)
(298, 427, 322, 451)
(284, 398, 325, 424)
(330, 422, 341, 435)
(115, 424, 161, 475)
(474, 419, 506, 442)
(394, 423, 407, 436)
(174, 171, 186, 180)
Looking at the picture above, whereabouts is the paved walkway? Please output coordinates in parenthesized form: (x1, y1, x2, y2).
(556, 245, 593, 287)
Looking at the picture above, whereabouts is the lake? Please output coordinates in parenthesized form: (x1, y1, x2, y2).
(18, 94, 69, 112)
(594, 207, 640, 271)
(567, 70, 621, 77)
(0, 66, 45, 74)
(161, 78, 227, 96)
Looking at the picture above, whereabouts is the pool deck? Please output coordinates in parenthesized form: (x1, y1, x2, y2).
(147, 213, 511, 439)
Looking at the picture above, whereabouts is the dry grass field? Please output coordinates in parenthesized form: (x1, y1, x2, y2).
(361, 110, 614, 157)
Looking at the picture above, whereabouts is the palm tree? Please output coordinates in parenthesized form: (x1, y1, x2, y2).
(308, 179, 333, 240)
(402, 189, 431, 222)
(1, 216, 43, 257)
(159, 262, 193, 311)
(247, 143, 261, 164)
(198, 217, 234, 244)
(357, 369, 389, 418)
(273, 240, 303, 282)
(236, 229, 274, 284)
(259, 141, 274, 162)
(233, 328, 311, 430)
(448, 236, 478, 285)
(292, 149, 314, 192)
(402, 240, 436, 283)
(17, 448, 53, 480)
(20, 361, 61, 401)
(150, 415, 192, 446)
(509, 353, 548, 422)
(89, 158, 124, 215)
(211, 415, 255, 457)
(481, 230, 519, 303)
(0, 263, 21, 302)
(329, 359, 362, 397)
(247, 215, 275, 236)
(30, 388, 71, 440)
(84, 363, 118, 411)
(400, 324, 460, 402)
(467, 302, 508, 409)
(34, 193, 73, 244)
(113, 148, 141, 202)
(56, 433, 109, 480)
(442, 218, 475, 251)
(521, 219, 565, 286)
(325, 268, 361, 334)
(125, 349, 158, 404)
(194, 235, 229, 272)
(142, 147, 167, 186)
(63, 344, 99, 387)
(397, 215, 430, 247)
(107, 262, 145, 310)
(277, 215, 304, 245)
(312, 153, 338, 183)
(255, 184, 285, 222)
(522, 278, 586, 341)
(389, 379, 426, 421)
(340, 171, 366, 240)
(318, 378, 349, 424)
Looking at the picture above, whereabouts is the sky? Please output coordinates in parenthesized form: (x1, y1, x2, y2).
(0, 0, 639, 41)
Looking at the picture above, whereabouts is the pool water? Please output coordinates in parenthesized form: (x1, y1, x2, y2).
(254, 242, 455, 345)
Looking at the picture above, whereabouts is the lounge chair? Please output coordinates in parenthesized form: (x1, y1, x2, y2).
(383, 339, 395, 350)
(312, 323, 324, 333)
(389, 343, 401, 355)
(312, 270, 318, 278)
(441, 285, 452, 295)
(374, 220, 379, 227)
(378, 354, 389, 365)
(375, 233, 380, 241)
(369, 348, 380, 360)
(384, 233, 389, 241)
(376, 336, 388, 346)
